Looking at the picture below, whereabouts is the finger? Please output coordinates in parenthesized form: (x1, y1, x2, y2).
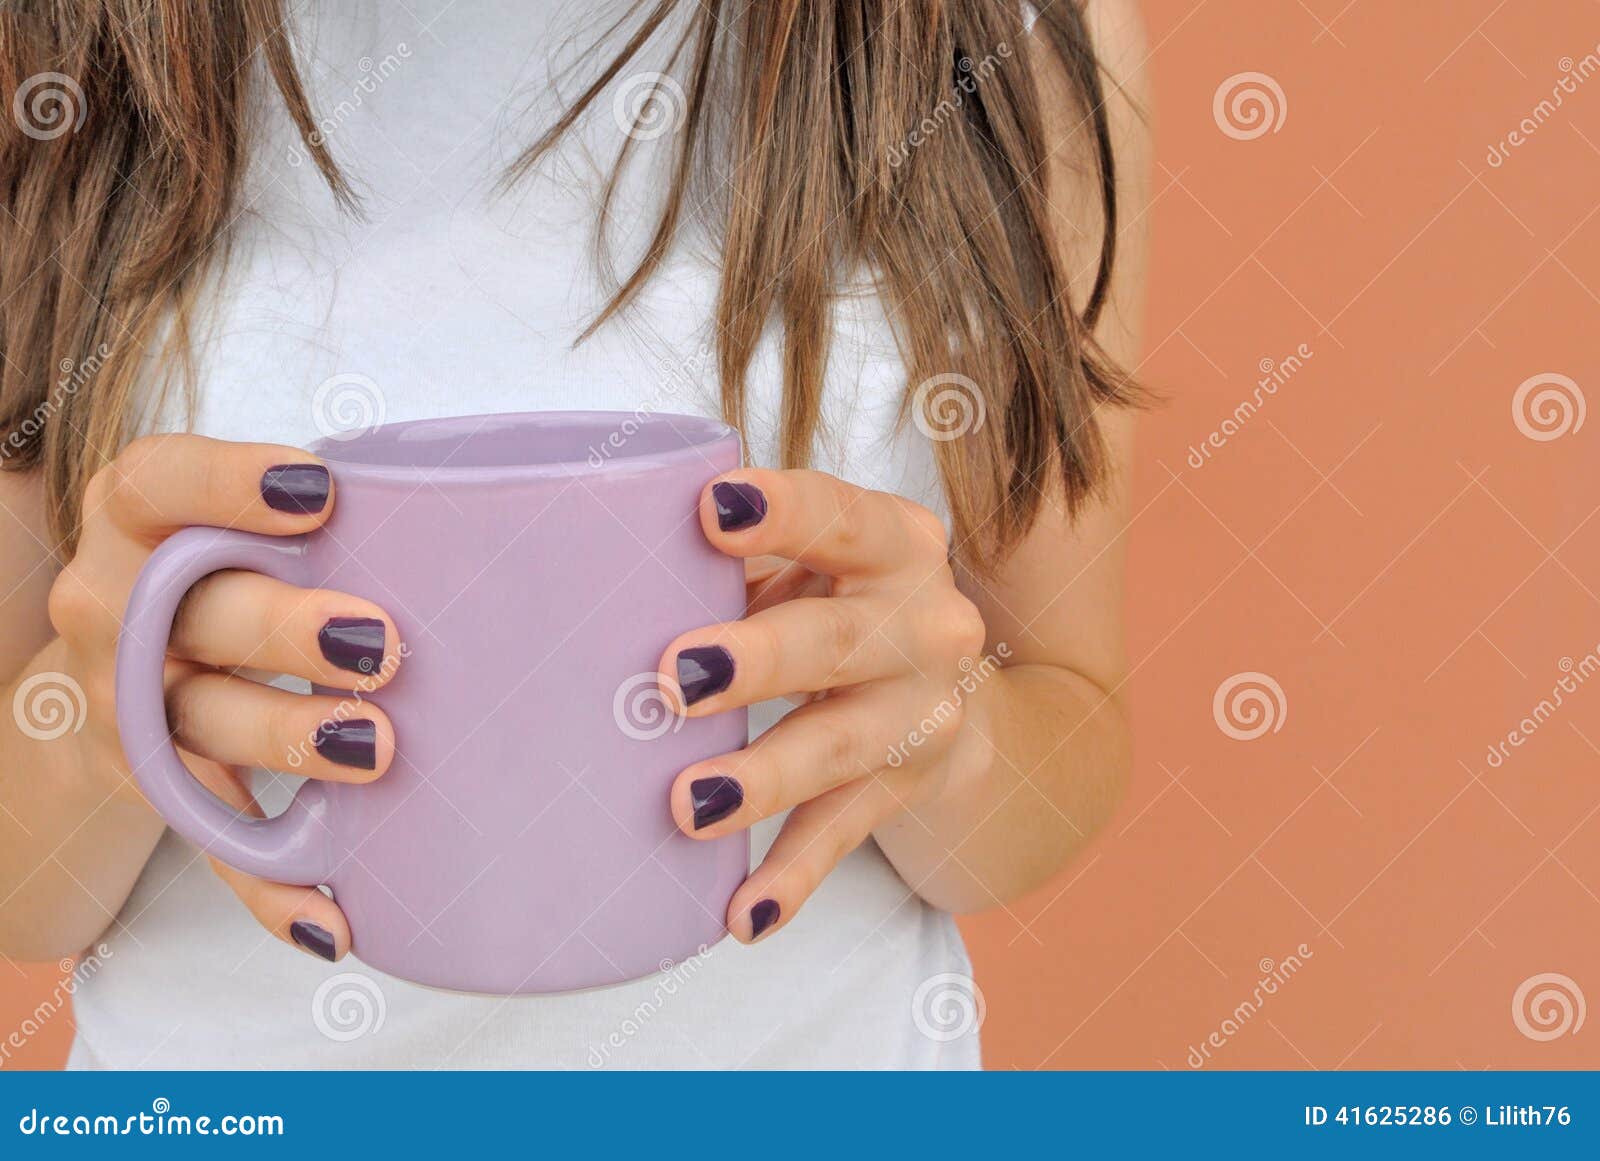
(88, 434, 334, 542)
(663, 593, 907, 714)
(726, 772, 911, 943)
(210, 857, 351, 963)
(670, 684, 922, 836)
(166, 668, 394, 783)
(700, 469, 948, 580)
(191, 764, 351, 962)
(172, 570, 401, 689)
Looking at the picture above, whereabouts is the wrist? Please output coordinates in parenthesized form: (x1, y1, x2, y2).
(7, 641, 140, 809)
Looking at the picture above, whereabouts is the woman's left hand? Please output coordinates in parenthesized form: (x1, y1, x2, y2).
(661, 468, 995, 944)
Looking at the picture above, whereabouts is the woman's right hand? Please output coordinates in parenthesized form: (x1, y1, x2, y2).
(41, 433, 401, 962)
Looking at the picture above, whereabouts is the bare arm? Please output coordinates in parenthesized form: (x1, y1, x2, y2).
(872, 0, 1151, 910)
(0, 468, 165, 960)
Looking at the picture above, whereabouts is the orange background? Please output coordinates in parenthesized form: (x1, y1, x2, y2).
(4, 0, 1599, 1070)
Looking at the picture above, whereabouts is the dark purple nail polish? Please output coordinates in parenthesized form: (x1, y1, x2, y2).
(677, 645, 734, 706)
(319, 617, 385, 676)
(712, 481, 766, 532)
(750, 898, 780, 939)
(261, 464, 330, 514)
(315, 718, 377, 770)
(690, 775, 743, 830)
(290, 919, 336, 961)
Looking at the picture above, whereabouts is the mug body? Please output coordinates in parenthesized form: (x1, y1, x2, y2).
(302, 412, 748, 994)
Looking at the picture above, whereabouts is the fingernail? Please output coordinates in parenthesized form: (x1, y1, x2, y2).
(319, 617, 386, 676)
(712, 481, 766, 532)
(690, 775, 743, 830)
(261, 464, 330, 514)
(750, 898, 780, 939)
(677, 645, 734, 706)
(315, 718, 377, 770)
(290, 920, 336, 961)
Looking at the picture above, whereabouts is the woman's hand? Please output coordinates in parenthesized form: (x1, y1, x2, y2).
(662, 468, 994, 943)
(42, 434, 400, 961)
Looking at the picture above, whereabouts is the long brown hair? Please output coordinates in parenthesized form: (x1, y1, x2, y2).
(1, 1, 1132, 567)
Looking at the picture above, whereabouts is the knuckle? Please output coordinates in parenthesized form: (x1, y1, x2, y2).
(101, 434, 178, 525)
(82, 665, 117, 722)
(45, 566, 83, 636)
(942, 592, 987, 657)
(817, 709, 865, 783)
(46, 567, 94, 638)
(903, 500, 950, 554)
(933, 691, 970, 735)
(823, 477, 864, 550)
(80, 462, 117, 514)
(113, 434, 169, 483)
(815, 601, 863, 671)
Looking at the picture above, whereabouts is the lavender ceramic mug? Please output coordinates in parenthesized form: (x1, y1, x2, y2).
(115, 411, 749, 994)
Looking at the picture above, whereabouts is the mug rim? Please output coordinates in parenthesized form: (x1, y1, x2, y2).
(308, 410, 740, 483)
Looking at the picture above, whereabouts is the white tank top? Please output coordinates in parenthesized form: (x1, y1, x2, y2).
(68, 0, 978, 1069)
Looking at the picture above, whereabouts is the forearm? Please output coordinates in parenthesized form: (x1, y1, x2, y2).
(873, 663, 1130, 914)
(0, 638, 164, 961)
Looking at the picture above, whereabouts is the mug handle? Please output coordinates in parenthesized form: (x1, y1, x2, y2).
(115, 526, 337, 885)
